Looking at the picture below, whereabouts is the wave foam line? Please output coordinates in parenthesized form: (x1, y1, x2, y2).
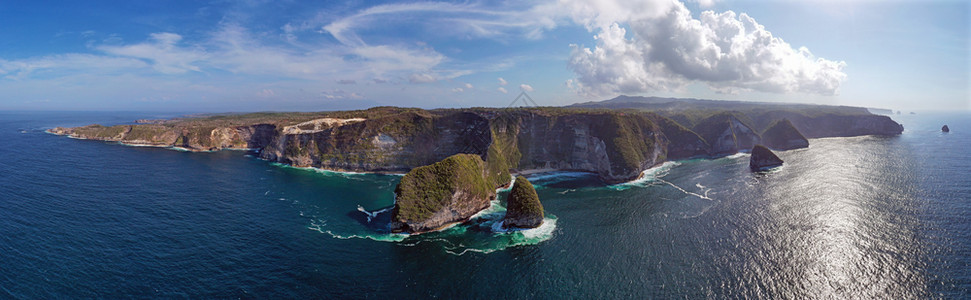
(446, 216, 558, 256)
(609, 161, 681, 190)
(525, 171, 594, 182)
(656, 178, 712, 201)
(268, 162, 405, 177)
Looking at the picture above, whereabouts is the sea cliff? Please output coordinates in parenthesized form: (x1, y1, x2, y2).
(48, 101, 904, 184)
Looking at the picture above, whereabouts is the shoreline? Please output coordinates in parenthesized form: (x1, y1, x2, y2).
(48, 127, 811, 186)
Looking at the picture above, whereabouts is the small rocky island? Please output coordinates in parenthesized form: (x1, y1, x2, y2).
(390, 154, 503, 234)
(502, 176, 544, 229)
(942, 125, 950, 132)
(750, 145, 784, 171)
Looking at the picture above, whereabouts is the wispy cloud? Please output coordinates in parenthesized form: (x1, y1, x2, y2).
(99, 32, 207, 74)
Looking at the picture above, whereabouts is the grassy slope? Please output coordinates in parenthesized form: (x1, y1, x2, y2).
(392, 154, 493, 223)
(506, 176, 543, 218)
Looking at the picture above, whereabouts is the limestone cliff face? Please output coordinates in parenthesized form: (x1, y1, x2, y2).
(51, 106, 905, 184)
(255, 109, 668, 183)
(761, 119, 809, 150)
(51, 123, 277, 151)
(496, 111, 668, 184)
(646, 114, 709, 159)
(260, 111, 491, 173)
(692, 113, 761, 156)
(764, 113, 904, 138)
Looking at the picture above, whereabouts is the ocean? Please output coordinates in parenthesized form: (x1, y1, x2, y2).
(1, 111, 968, 298)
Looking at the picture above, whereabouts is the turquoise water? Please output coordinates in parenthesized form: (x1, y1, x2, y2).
(0, 111, 968, 298)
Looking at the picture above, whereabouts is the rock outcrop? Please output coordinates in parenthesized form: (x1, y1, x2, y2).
(502, 176, 544, 229)
(942, 125, 950, 132)
(390, 154, 497, 234)
(761, 119, 809, 150)
(749, 145, 784, 171)
(692, 113, 761, 156)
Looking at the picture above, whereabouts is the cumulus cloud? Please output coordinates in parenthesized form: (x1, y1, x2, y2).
(566, 0, 847, 97)
(464, 83, 473, 89)
(520, 84, 534, 92)
(498, 87, 508, 94)
(497, 77, 507, 85)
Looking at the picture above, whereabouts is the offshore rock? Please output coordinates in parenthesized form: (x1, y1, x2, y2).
(390, 154, 496, 234)
(942, 125, 950, 132)
(749, 145, 784, 171)
(502, 176, 544, 229)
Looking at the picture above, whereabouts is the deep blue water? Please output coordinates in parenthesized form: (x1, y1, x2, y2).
(1, 111, 968, 298)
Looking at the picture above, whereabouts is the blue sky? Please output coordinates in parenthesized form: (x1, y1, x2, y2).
(0, 0, 967, 112)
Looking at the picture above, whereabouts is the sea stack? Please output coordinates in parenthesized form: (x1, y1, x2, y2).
(749, 145, 784, 171)
(502, 176, 544, 229)
(390, 154, 496, 234)
(942, 125, 950, 132)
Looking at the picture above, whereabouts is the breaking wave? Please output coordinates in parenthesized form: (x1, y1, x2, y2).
(309, 183, 557, 255)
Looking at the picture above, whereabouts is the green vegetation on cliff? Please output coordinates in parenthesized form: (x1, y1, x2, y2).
(691, 112, 757, 145)
(503, 176, 544, 229)
(596, 113, 660, 175)
(484, 114, 522, 187)
(393, 154, 493, 223)
(761, 119, 808, 150)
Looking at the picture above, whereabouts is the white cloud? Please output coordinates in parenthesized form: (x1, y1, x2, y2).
(0, 54, 147, 79)
(408, 73, 436, 83)
(464, 83, 473, 89)
(566, 0, 847, 97)
(688, 0, 717, 9)
(497, 87, 508, 94)
(497, 77, 507, 85)
(451, 87, 464, 92)
(520, 84, 534, 92)
(322, 2, 561, 45)
(256, 89, 275, 97)
(322, 88, 364, 99)
(99, 32, 207, 74)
